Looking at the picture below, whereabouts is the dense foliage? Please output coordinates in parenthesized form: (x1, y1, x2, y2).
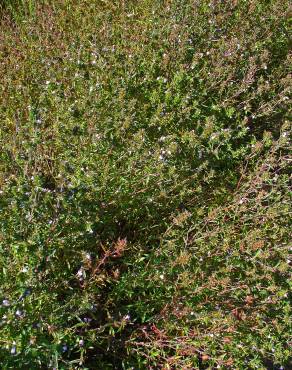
(0, 1, 291, 368)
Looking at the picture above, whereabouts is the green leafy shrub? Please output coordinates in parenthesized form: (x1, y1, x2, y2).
(0, 0, 290, 368)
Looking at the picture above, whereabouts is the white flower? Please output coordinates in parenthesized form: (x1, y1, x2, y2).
(159, 274, 164, 280)
(76, 267, 84, 279)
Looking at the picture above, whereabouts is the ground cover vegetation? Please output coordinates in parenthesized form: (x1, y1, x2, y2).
(0, 0, 291, 368)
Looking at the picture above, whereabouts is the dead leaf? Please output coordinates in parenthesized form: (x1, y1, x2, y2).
(245, 295, 254, 305)
(232, 308, 244, 320)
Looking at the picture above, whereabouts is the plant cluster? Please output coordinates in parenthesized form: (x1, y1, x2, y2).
(0, 0, 291, 368)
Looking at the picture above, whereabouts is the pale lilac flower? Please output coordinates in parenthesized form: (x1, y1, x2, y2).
(15, 309, 23, 317)
(2, 299, 10, 307)
(11, 345, 16, 355)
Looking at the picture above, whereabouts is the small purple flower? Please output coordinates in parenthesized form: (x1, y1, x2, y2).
(62, 344, 68, 352)
(19, 289, 29, 302)
(24, 288, 32, 297)
(83, 317, 92, 323)
(79, 339, 84, 347)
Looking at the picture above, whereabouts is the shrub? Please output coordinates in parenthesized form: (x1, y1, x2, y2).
(0, 0, 290, 368)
